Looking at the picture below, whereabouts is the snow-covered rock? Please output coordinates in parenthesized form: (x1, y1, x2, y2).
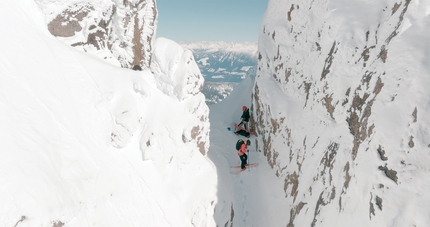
(0, 1, 215, 226)
(151, 37, 204, 101)
(253, 0, 430, 226)
(35, 0, 157, 69)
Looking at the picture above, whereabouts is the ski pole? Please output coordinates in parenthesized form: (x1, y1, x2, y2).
(248, 149, 250, 172)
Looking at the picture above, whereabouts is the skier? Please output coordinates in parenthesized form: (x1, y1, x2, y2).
(236, 139, 251, 170)
(236, 106, 250, 132)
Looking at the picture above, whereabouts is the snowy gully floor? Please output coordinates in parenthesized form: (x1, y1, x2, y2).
(207, 78, 289, 227)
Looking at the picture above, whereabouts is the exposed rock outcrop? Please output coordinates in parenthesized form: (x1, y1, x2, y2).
(253, 0, 429, 226)
(37, 0, 157, 69)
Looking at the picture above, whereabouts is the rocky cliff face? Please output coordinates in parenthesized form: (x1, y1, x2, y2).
(36, 0, 157, 69)
(253, 0, 430, 226)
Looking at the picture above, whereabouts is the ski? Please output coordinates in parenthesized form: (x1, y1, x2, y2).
(227, 123, 254, 138)
(234, 123, 254, 134)
(230, 163, 259, 169)
(230, 163, 258, 174)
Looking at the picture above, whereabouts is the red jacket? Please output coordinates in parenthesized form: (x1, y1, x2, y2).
(237, 143, 247, 156)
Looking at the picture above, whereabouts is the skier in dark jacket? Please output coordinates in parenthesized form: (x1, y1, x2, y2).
(237, 106, 250, 132)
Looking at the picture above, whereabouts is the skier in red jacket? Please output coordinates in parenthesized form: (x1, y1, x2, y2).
(236, 139, 250, 169)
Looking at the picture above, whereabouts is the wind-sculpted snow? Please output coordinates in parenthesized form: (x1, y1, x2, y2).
(0, 1, 215, 226)
(151, 37, 204, 101)
(253, 0, 430, 226)
(35, 0, 157, 69)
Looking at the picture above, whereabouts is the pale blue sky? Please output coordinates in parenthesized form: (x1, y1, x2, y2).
(156, 0, 268, 43)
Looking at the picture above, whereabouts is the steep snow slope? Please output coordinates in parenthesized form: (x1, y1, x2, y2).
(0, 1, 215, 226)
(253, 0, 430, 226)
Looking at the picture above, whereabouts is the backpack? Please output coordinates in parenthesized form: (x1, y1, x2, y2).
(236, 139, 244, 150)
(237, 130, 250, 138)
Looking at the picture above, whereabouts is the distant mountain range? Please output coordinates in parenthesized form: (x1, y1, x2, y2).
(202, 82, 235, 105)
(181, 42, 258, 104)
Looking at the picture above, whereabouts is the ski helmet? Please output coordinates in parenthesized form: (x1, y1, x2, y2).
(242, 106, 247, 111)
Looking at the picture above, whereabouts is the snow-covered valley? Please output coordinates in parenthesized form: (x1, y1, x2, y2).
(181, 42, 258, 104)
(181, 42, 257, 84)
